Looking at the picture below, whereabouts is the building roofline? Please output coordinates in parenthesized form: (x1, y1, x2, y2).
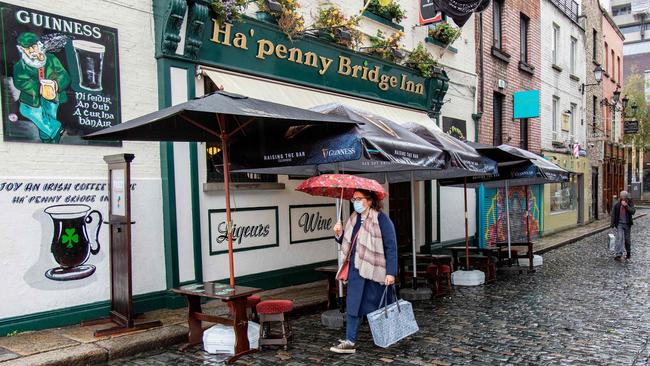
(601, 5, 626, 40)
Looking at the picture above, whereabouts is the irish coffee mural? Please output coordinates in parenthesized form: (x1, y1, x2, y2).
(0, 2, 121, 145)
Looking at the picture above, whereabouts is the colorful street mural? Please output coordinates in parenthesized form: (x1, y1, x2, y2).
(478, 185, 542, 248)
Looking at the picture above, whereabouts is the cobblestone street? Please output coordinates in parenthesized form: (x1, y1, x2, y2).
(111, 212, 650, 366)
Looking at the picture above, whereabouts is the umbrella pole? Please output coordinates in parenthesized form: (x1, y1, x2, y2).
(526, 185, 532, 272)
(335, 169, 344, 311)
(411, 172, 417, 290)
(219, 115, 236, 289)
(464, 178, 470, 270)
(505, 181, 512, 259)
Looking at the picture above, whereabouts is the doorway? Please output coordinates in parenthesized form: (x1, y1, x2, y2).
(591, 168, 598, 220)
(389, 182, 412, 253)
(577, 174, 584, 225)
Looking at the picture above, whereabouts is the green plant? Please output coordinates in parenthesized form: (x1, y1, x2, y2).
(447, 126, 465, 140)
(365, 30, 405, 62)
(210, 0, 249, 23)
(313, 5, 362, 48)
(6, 330, 19, 337)
(405, 43, 439, 78)
(366, 0, 406, 23)
(428, 21, 461, 45)
(257, 0, 305, 40)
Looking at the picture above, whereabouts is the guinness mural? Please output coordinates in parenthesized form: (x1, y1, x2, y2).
(0, 2, 121, 145)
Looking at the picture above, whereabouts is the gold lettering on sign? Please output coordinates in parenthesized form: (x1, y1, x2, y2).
(233, 32, 248, 49)
(338, 56, 352, 76)
(211, 20, 232, 46)
(275, 44, 287, 59)
(256, 39, 274, 59)
(209, 20, 429, 98)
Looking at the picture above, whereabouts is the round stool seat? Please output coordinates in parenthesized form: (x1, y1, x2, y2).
(247, 295, 261, 307)
(438, 264, 451, 273)
(425, 264, 438, 274)
(256, 300, 294, 314)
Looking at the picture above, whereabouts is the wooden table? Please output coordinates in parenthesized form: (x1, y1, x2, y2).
(398, 254, 453, 287)
(495, 241, 535, 272)
(315, 265, 340, 310)
(172, 283, 261, 364)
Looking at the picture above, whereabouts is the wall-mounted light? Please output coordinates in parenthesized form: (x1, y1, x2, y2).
(580, 64, 604, 94)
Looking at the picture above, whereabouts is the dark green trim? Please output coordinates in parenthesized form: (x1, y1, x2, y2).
(289, 204, 336, 244)
(158, 60, 180, 289)
(422, 181, 432, 253)
(436, 181, 441, 243)
(0, 290, 181, 336)
(190, 142, 203, 282)
(425, 37, 458, 53)
(362, 12, 404, 31)
(208, 206, 280, 255)
(213, 259, 337, 290)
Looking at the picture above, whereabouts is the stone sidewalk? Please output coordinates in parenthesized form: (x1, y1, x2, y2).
(0, 212, 645, 366)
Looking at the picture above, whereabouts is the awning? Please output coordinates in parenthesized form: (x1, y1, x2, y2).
(201, 68, 439, 130)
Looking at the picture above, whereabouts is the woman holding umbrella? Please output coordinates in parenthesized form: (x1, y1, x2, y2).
(329, 188, 398, 354)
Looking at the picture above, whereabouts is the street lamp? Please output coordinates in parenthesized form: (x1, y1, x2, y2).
(580, 64, 604, 94)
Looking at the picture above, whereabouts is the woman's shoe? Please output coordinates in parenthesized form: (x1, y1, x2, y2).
(330, 340, 356, 353)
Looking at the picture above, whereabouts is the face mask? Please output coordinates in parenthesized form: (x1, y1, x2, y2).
(353, 200, 366, 214)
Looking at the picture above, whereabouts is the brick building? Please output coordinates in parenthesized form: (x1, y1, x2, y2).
(475, 0, 541, 152)
(474, 0, 544, 246)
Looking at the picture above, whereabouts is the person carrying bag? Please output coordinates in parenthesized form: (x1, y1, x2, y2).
(367, 285, 419, 348)
(330, 189, 398, 354)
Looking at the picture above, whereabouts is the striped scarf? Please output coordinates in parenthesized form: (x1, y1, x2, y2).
(341, 209, 386, 283)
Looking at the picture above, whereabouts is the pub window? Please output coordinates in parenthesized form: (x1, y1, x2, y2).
(550, 175, 578, 212)
(552, 24, 560, 66)
(570, 37, 577, 74)
(552, 96, 559, 141)
(493, 0, 503, 49)
(520, 14, 529, 63)
(592, 29, 597, 62)
(520, 118, 529, 150)
(493, 93, 503, 146)
(204, 77, 278, 184)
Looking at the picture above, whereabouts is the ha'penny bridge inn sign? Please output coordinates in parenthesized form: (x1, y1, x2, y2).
(0, 2, 121, 146)
(158, 2, 449, 115)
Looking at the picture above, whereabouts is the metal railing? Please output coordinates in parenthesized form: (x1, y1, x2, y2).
(550, 0, 580, 23)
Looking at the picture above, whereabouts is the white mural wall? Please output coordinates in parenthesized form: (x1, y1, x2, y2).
(0, 0, 163, 319)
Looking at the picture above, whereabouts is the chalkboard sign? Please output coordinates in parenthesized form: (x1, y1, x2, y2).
(0, 2, 121, 146)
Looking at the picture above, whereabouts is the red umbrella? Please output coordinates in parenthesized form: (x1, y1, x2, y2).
(295, 174, 386, 201)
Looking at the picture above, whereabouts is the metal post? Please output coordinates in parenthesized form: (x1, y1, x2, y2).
(505, 181, 512, 259)
(411, 172, 418, 289)
(218, 115, 235, 289)
(464, 178, 470, 270)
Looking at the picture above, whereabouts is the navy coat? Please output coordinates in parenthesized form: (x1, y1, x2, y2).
(339, 211, 398, 317)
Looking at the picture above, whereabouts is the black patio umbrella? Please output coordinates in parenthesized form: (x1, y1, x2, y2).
(84, 91, 360, 288)
(440, 144, 569, 269)
(432, 0, 491, 27)
(229, 103, 447, 177)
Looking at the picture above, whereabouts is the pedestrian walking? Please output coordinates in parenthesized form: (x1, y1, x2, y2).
(611, 190, 636, 261)
(330, 189, 398, 354)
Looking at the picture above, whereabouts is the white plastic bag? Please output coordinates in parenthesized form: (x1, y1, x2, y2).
(607, 233, 616, 252)
(203, 322, 260, 354)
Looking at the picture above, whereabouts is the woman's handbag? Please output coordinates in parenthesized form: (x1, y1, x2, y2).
(335, 227, 362, 282)
(367, 285, 419, 348)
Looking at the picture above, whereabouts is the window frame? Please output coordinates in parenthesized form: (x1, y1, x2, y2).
(592, 29, 597, 62)
(570, 36, 577, 75)
(552, 96, 560, 140)
(493, 0, 503, 49)
(493, 93, 503, 146)
(570, 103, 577, 138)
(552, 24, 560, 65)
(520, 14, 529, 63)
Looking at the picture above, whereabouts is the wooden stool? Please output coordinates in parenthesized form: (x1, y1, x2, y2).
(435, 264, 453, 297)
(425, 264, 439, 295)
(256, 300, 294, 350)
(472, 256, 497, 283)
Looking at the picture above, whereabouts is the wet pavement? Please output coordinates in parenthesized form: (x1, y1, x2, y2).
(107, 212, 650, 365)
